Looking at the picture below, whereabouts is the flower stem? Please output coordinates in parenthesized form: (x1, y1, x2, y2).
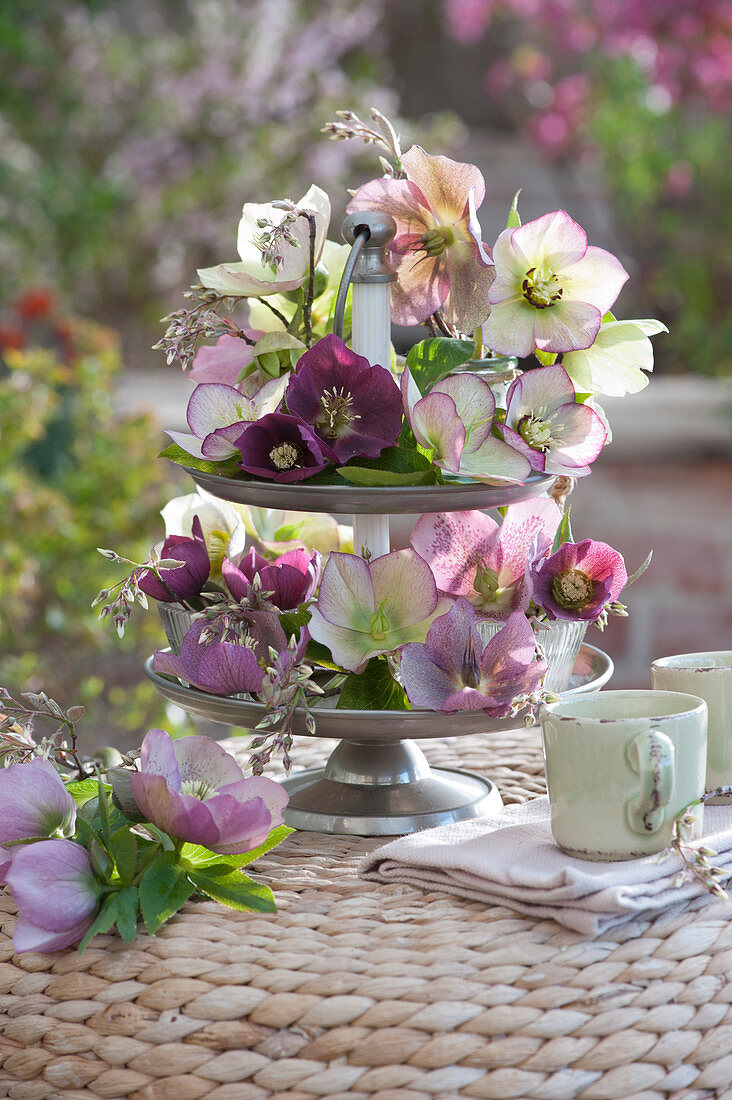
(302, 211, 317, 348)
(254, 297, 291, 329)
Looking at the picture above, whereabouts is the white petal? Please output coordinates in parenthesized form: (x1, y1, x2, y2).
(164, 431, 206, 459)
(563, 245, 629, 314)
(456, 436, 532, 484)
(511, 210, 588, 271)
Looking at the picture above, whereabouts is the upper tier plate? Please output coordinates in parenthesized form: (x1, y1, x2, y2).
(185, 467, 556, 515)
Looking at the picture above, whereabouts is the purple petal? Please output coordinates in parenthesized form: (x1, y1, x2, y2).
(173, 735, 245, 791)
(152, 648, 187, 679)
(187, 383, 248, 437)
(201, 422, 252, 460)
(236, 412, 335, 482)
(202, 793, 272, 852)
(195, 643, 265, 695)
(13, 914, 96, 954)
(6, 840, 98, 933)
(189, 334, 258, 385)
(0, 759, 76, 843)
(400, 642, 462, 710)
(130, 773, 220, 848)
(424, 597, 479, 671)
(138, 527, 210, 603)
(139, 728, 182, 790)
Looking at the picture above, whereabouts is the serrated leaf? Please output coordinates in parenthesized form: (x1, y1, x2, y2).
(111, 828, 137, 885)
(627, 549, 653, 587)
(113, 886, 139, 943)
(337, 466, 434, 486)
(336, 658, 410, 711)
(506, 188, 522, 228)
(90, 838, 113, 880)
(158, 442, 242, 477)
(188, 868, 276, 912)
(405, 337, 475, 395)
(78, 895, 119, 953)
(337, 446, 436, 487)
(551, 508, 574, 553)
(235, 825, 294, 867)
(66, 777, 100, 808)
(139, 851, 194, 933)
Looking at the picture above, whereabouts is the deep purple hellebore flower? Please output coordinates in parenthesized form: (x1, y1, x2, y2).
(130, 728, 287, 853)
(400, 599, 547, 715)
(153, 617, 283, 696)
(0, 758, 76, 843)
(285, 334, 403, 463)
(223, 547, 321, 610)
(236, 412, 335, 482)
(530, 539, 628, 621)
(6, 840, 100, 953)
(139, 515, 210, 603)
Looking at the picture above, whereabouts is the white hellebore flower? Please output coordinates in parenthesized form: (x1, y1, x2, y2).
(160, 488, 248, 572)
(562, 318, 669, 397)
(198, 184, 331, 297)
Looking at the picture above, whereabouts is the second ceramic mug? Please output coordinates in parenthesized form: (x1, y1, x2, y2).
(540, 689, 708, 860)
(651, 651, 732, 798)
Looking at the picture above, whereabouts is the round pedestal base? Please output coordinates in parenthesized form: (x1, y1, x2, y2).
(280, 739, 502, 835)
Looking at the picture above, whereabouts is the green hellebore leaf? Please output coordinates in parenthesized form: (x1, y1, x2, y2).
(179, 825, 293, 874)
(305, 639, 348, 672)
(278, 603, 312, 638)
(158, 443, 242, 477)
(405, 337, 475, 396)
(139, 851, 195, 934)
(108, 767, 146, 822)
(337, 446, 436, 487)
(78, 886, 139, 953)
(337, 658, 410, 711)
(506, 189, 522, 228)
(188, 868, 276, 912)
(66, 777, 100, 808)
(627, 550, 653, 587)
(111, 827, 137, 886)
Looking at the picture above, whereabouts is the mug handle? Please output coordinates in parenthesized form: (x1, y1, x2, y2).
(625, 729, 675, 835)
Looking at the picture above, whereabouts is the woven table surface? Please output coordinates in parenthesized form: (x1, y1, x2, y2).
(2, 729, 732, 1100)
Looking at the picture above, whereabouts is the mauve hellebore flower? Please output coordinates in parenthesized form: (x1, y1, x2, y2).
(347, 146, 495, 332)
(530, 539, 628, 621)
(168, 376, 288, 461)
(223, 547, 320, 610)
(236, 412, 335, 482)
(153, 615, 285, 696)
(6, 840, 100, 953)
(0, 758, 76, 843)
(411, 499, 562, 619)
(400, 599, 547, 714)
(138, 515, 210, 603)
(481, 210, 629, 358)
(130, 728, 287, 853)
(285, 334, 402, 463)
(308, 549, 451, 673)
(500, 364, 607, 477)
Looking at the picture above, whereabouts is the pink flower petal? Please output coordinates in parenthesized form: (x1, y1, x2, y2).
(7, 840, 98, 933)
(189, 334, 257, 385)
(481, 297, 538, 358)
(201, 421, 251, 459)
(202, 792, 272, 853)
(506, 365, 576, 427)
(510, 210, 588, 272)
(390, 239, 449, 326)
(14, 914, 96, 954)
(347, 176, 433, 230)
(411, 391, 466, 471)
(187, 384, 248, 437)
(495, 498, 562, 584)
(174, 734, 245, 791)
(139, 728, 182, 790)
(433, 374, 495, 453)
(410, 510, 499, 597)
(441, 238, 494, 332)
(532, 298, 602, 353)
(400, 644, 462, 710)
(0, 758, 76, 843)
(401, 146, 485, 225)
(497, 423, 546, 471)
(547, 402, 607, 469)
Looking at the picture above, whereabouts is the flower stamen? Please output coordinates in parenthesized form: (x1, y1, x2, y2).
(552, 568, 594, 610)
(317, 386, 360, 439)
(522, 267, 564, 309)
(269, 441, 302, 471)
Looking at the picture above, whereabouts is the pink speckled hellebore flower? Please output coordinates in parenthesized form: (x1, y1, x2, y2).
(411, 499, 562, 619)
(347, 146, 495, 332)
(481, 210, 629, 357)
(130, 728, 287, 854)
(400, 599, 547, 714)
(499, 365, 607, 477)
(6, 840, 100, 952)
(530, 539, 628, 621)
(308, 549, 452, 673)
(0, 757, 76, 843)
(285, 334, 403, 463)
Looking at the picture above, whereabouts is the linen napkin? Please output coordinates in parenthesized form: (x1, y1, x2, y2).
(360, 797, 732, 934)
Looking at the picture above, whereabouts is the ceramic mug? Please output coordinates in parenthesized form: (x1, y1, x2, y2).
(540, 689, 707, 860)
(651, 652, 732, 799)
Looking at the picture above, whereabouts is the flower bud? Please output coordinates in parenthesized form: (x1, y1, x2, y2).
(250, 332, 306, 378)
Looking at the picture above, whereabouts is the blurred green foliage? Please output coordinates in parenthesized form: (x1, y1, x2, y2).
(0, 293, 194, 752)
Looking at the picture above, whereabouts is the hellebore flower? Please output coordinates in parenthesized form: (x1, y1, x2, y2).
(153, 616, 284, 696)
(0, 758, 76, 844)
(130, 728, 287, 854)
(411, 499, 562, 619)
(499, 364, 607, 477)
(139, 516, 210, 603)
(198, 185, 330, 297)
(401, 600, 547, 714)
(6, 840, 100, 953)
(189, 332, 263, 386)
(234, 504, 345, 557)
(235, 412, 335, 482)
(481, 210, 629, 357)
(168, 376, 288, 461)
(347, 145, 495, 332)
(530, 539, 628, 621)
(285, 334, 402, 463)
(308, 549, 452, 673)
(401, 367, 531, 484)
(562, 318, 669, 397)
(161, 489, 247, 575)
(223, 547, 321, 610)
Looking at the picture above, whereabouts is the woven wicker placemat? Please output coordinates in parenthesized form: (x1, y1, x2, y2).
(2, 728, 732, 1100)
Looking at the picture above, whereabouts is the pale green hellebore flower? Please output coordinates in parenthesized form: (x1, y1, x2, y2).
(562, 318, 668, 397)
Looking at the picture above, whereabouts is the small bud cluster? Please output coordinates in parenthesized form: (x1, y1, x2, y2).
(93, 548, 185, 637)
(0, 687, 90, 776)
(249, 639, 324, 776)
(253, 203, 302, 274)
(322, 108, 404, 178)
(663, 788, 732, 898)
(153, 288, 248, 371)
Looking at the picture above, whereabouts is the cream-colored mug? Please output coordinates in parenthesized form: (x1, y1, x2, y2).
(540, 690, 707, 860)
(652, 652, 732, 799)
